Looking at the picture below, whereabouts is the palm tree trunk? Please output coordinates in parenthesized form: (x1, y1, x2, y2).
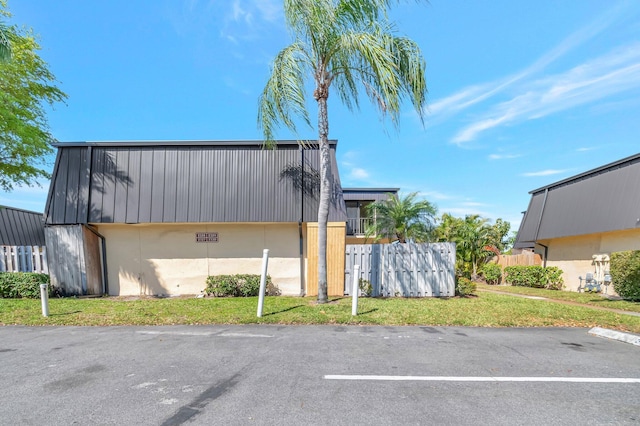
(316, 87, 330, 304)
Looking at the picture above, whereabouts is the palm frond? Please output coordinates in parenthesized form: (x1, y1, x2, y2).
(258, 43, 312, 146)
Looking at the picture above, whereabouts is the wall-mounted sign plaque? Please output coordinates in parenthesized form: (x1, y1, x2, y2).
(196, 232, 219, 243)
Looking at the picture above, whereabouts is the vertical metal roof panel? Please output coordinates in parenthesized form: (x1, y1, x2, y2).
(113, 149, 130, 223)
(198, 148, 214, 221)
(0, 206, 45, 246)
(187, 149, 203, 222)
(515, 153, 640, 243)
(88, 148, 103, 223)
(63, 149, 80, 224)
(537, 160, 640, 239)
(125, 149, 141, 224)
(174, 150, 190, 222)
(45, 141, 347, 224)
(150, 150, 166, 223)
(137, 149, 154, 223)
(51, 148, 70, 223)
(77, 147, 91, 223)
(162, 148, 178, 222)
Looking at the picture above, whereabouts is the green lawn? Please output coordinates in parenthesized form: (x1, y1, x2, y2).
(477, 283, 640, 313)
(1, 290, 639, 333)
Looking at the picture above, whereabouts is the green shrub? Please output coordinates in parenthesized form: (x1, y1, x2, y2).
(204, 274, 279, 297)
(610, 251, 640, 301)
(544, 267, 564, 290)
(456, 277, 476, 296)
(481, 263, 502, 285)
(503, 265, 564, 290)
(0, 272, 52, 298)
(358, 278, 372, 296)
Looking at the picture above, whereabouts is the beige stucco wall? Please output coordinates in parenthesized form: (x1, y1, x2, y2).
(539, 228, 640, 293)
(95, 223, 303, 296)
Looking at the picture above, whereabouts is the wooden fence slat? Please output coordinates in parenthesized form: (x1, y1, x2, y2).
(494, 252, 542, 268)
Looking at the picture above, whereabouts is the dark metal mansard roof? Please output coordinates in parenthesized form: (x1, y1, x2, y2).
(44, 140, 347, 225)
(342, 188, 399, 202)
(514, 152, 640, 248)
(0, 206, 46, 246)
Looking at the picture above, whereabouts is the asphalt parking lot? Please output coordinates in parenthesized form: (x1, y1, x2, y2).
(1, 325, 639, 425)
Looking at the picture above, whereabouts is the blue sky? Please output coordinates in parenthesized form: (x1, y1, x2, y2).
(3, 0, 640, 233)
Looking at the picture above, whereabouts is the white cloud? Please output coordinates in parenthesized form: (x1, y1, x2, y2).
(451, 43, 640, 144)
(521, 169, 569, 177)
(428, 2, 626, 121)
(416, 190, 453, 201)
(424, 2, 639, 145)
(488, 153, 521, 160)
(350, 168, 370, 180)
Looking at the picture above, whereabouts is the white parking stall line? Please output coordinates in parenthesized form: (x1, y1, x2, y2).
(324, 375, 640, 383)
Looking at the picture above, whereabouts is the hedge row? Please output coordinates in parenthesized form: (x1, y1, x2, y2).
(503, 266, 564, 290)
(0, 272, 52, 298)
(610, 251, 640, 301)
(204, 274, 281, 297)
(481, 263, 502, 285)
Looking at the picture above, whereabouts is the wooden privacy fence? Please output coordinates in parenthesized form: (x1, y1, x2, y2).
(345, 242, 456, 297)
(0, 245, 48, 273)
(493, 252, 542, 268)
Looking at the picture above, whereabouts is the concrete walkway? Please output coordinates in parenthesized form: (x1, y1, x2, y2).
(477, 287, 640, 317)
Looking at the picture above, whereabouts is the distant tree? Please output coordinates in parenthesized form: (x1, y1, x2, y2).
(489, 218, 512, 253)
(258, 0, 428, 303)
(433, 213, 461, 243)
(0, 1, 67, 190)
(364, 192, 437, 243)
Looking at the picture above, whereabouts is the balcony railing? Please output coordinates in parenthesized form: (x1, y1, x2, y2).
(346, 217, 372, 236)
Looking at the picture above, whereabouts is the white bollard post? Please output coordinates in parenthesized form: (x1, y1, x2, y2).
(40, 283, 49, 317)
(257, 249, 269, 318)
(351, 264, 360, 316)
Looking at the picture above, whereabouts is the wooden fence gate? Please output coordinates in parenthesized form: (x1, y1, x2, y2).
(345, 242, 456, 297)
(0, 245, 48, 273)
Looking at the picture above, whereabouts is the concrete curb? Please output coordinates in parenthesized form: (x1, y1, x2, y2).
(589, 327, 640, 346)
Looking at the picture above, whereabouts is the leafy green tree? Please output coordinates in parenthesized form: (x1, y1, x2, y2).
(0, 1, 66, 190)
(434, 214, 512, 279)
(258, 0, 427, 303)
(364, 192, 437, 243)
(0, 22, 10, 61)
(488, 218, 512, 252)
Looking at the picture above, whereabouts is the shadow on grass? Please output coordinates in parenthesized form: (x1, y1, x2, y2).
(262, 305, 305, 317)
(356, 308, 378, 315)
(49, 311, 82, 316)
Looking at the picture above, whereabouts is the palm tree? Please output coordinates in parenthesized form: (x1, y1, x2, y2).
(364, 192, 437, 243)
(455, 215, 493, 279)
(258, 0, 428, 303)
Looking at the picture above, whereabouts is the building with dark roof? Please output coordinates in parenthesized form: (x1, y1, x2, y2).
(514, 152, 640, 292)
(0, 206, 45, 246)
(44, 140, 348, 297)
(343, 188, 399, 243)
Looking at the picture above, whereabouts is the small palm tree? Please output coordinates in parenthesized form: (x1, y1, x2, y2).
(455, 214, 493, 279)
(258, 0, 428, 303)
(365, 192, 437, 243)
